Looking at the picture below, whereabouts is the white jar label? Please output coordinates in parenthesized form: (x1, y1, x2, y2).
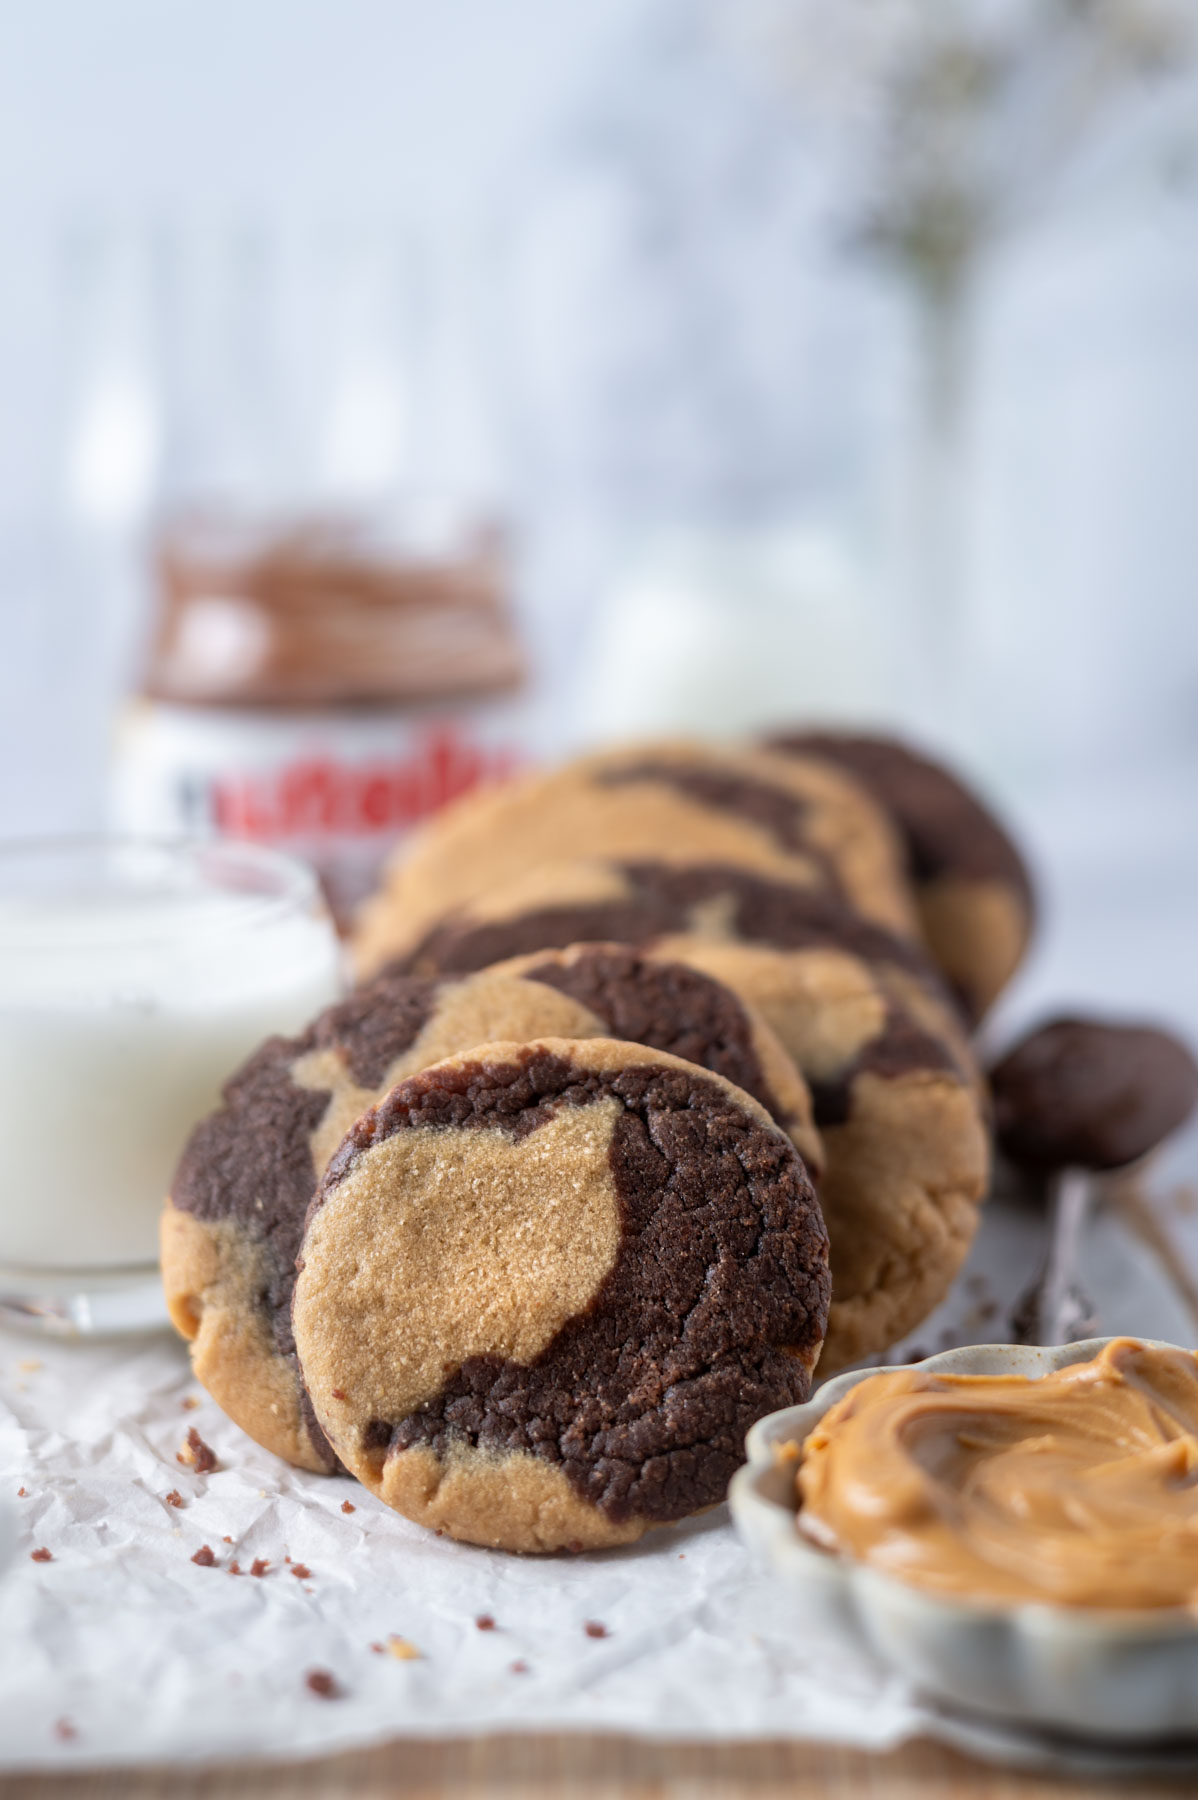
(110, 699, 534, 924)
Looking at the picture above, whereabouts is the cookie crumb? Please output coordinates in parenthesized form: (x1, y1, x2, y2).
(18, 1358, 41, 1373)
(181, 1395, 199, 1412)
(30, 1547, 52, 1563)
(305, 1670, 340, 1699)
(177, 1427, 218, 1474)
(222, 1535, 233, 1544)
(191, 1545, 216, 1567)
(250, 1558, 269, 1578)
(385, 1634, 421, 1661)
(164, 1489, 184, 1508)
(291, 1563, 311, 1580)
(584, 1621, 609, 1639)
(53, 1719, 76, 1742)
(510, 1660, 529, 1675)
(476, 1614, 496, 1631)
(340, 1500, 355, 1514)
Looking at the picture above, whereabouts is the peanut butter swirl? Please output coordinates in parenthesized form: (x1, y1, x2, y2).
(797, 1340, 1198, 1609)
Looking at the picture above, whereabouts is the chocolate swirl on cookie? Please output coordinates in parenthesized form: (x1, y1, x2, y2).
(296, 1041, 830, 1549)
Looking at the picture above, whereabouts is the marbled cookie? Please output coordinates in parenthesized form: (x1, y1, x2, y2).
(162, 954, 819, 1470)
(485, 944, 822, 1174)
(352, 738, 917, 975)
(293, 1038, 830, 1552)
(671, 936, 988, 1370)
(379, 858, 988, 1371)
(767, 731, 1034, 1020)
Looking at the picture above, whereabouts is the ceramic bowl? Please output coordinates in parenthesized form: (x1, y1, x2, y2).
(729, 1337, 1198, 1742)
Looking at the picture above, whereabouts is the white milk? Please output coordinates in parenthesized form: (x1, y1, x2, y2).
(0, 868, 341, 1270)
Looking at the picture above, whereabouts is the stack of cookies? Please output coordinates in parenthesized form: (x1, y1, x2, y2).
(163, 735, 1033, 1553)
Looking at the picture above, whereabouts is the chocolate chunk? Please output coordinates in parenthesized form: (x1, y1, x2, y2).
(305, 1670, 340, 1699)
(179, 1427, 218, 1475)
(30, 1547, 52, 1563)
(524, 947, 786, 1123)
(990, 1017, 1198, 1172)
(319, 1048, 829, 1526)
(191, 1545, 216, 1567)
(769, 731, 1033, 909)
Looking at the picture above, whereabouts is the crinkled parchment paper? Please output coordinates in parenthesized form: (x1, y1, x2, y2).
(1, 1168, 1195, 1776)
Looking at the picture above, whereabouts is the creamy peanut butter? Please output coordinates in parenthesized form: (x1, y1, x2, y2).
(797, 1339, 1198, 1608)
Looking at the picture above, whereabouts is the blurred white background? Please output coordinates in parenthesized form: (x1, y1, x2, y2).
(1, 0, 1196, 1035)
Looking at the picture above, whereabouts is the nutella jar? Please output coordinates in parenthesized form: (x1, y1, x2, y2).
(111, 508, 534, 927)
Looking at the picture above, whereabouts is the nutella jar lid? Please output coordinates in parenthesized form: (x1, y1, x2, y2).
(143, 503, 525, 709)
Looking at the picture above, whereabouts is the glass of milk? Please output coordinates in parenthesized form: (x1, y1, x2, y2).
(0, 838, 342, 1333)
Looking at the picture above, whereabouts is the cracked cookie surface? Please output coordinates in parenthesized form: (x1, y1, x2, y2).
(293, 1038, 830, 1551)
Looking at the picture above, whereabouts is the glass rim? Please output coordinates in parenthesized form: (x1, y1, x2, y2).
(0, 834, 325, 949)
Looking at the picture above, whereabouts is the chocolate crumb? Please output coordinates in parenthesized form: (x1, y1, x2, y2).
(305, 1670, 340, 1700)
(291, 1563, 311, 1580)
(177, 1427, 218, 1474)
(284, 1554, 292, 1563)
(17, 1487, 26, 1498)
(191, 1546, 216, 1567)
(510, 1660, 529, 1675)
(340, 1500, 355, 1514)
(164, 1490, 184, 1509)
(584, 1621, 609, 1639)
(566, 1540, 584, 1555)
(476, 1614, 496, 1631)
(53, 1719, 76, 1743)
(222, 1535, 233, 1544)
(30, 1547, 52, 1563)
(250, 1558, 269, 1577)
(229, 1561, 242, 1575)
(370, 1642, 384, 1654)
(331, 1388, 347, 1400)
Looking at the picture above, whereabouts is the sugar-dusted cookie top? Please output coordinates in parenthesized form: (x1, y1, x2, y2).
(294, 1037, 830, 1552)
